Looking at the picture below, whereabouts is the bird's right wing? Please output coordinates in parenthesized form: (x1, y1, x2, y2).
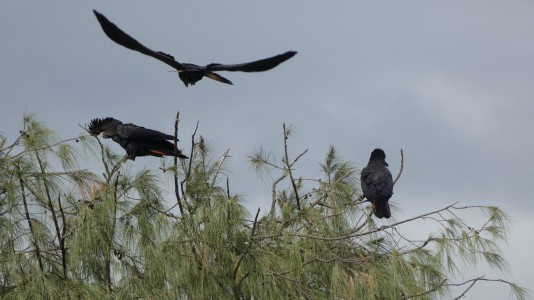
(117, 124, 174, 141)
(207, 51, 297, 72)
(93, 10, 185, 71)
(360, 166, 372, 196)
(383, 169, 394, 196)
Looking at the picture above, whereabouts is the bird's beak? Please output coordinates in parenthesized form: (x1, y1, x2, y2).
(385, 161, 389, 167)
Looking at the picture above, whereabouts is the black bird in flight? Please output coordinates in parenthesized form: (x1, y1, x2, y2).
(88, 117, 188, 160)
(361, 148, 394, 219)
(93, 10, 297, 87)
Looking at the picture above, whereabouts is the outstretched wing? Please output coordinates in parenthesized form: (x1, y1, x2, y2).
(93, 10, 185, 71)
(117, 123, 174, 141)
(207, 51, 297, 72)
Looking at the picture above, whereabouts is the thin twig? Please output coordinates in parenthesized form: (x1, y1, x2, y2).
(173, 112, 184, 215)
(211, 148, 231, 187)
(234, 208, 261, 283)
(263, 202, 460, 242)
(393, 148, 404, 185)
(12, 137, 82, 159)
(448, 275, 522, 300)
(174, 118, 203, 269)
(450, 275, 485, 300)
(226, 178, 231, 198)
(270, 174, 287, 217)
(105, 171, 121, 293)
(402, 279, 447, 299)
(93, 135, 110, 176)
(57, 194, 68, 279)
(35, 151, 66, 279)
(164, 202, 179, 214)
(179, 121, 200, 214)
(283, 123, 302, 210)
(79, 124, 115, 177)
(186, 121, 200, 180)
(108, 156, 126, 180)
(269, 147, 309, 217)
(1, 132, 25, 157)
(16, 165, 44, 272)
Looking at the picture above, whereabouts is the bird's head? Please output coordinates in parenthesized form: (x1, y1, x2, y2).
(88, 117, 122, 137)
(370, 148, 388, 166)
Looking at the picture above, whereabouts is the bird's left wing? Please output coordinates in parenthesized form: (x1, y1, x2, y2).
(93, 10, 185, 71)
(207, 51, 297, 72)
(117, 124, 174, 141)
(373, 169, 394, 197)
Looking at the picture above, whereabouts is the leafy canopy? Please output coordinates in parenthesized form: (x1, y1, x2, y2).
(0, 114, 527, 299)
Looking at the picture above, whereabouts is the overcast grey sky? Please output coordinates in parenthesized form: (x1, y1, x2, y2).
(1, 1, 533, 298)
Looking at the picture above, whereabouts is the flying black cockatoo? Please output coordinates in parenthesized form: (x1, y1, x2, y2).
(88, 117, 188, 160)
(361, 148, 393, 219)
(93, 10, 297, 87)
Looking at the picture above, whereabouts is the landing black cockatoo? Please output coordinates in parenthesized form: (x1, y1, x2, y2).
(361, 148, 393, 219)
(88, 117, 188, 160)
(93, 10, 297, 87)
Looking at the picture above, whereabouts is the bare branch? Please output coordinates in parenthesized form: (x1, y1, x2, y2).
(450, 275, 485, 300)
(57, 194, 68, 279)
(234, 208, 260, 283)
(226, 177, 231, 198)
(15, 164, 44, 272)
(447, 275, 524, 300)
(289, 148, 309, 169)
(35, 151, 65, 279)
(93, 134, 110, 176)
(173, 112, 184, 215)
(283, 123, 302, 210)
(270, 174, 287, 217)
(211, 148, 231, 187)
(393, 148, 404, 185)
(1, 132, 25, 157)
(186, 121, 200, 180)
(402, 279, 447, 299)
(12, 136, 82, 159)
(282, 202, 459, 241)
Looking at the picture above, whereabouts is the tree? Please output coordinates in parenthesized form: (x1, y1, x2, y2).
(0, 114, 528, 299)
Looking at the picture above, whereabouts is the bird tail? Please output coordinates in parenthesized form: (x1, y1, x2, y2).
(147, 142, 188, 159)
(372, 202, 391, 219)
(205, 72, 233, 85)
(148, 148, 188, 159)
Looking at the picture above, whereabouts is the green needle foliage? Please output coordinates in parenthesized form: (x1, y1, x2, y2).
(0, 115, 528, 299)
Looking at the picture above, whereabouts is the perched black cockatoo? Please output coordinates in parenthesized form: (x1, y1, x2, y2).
(88, 117, 188, 160)
(361, 148, 393, 219)
(93, 10, 297, 87)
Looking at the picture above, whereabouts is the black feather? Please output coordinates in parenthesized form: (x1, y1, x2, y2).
(361, 148, 393, 219)
(88, 117, 188, 160)
(93, 10, 297, 87)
